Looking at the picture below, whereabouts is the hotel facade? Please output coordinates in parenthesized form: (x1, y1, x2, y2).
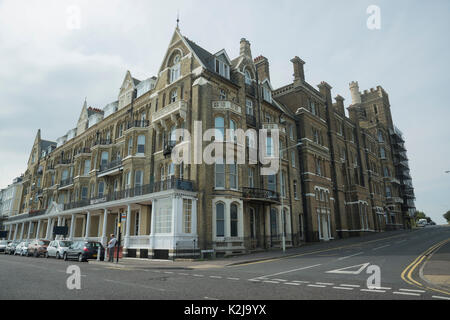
(1, 28, 416, 259)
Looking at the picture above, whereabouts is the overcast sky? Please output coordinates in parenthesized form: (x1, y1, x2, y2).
(0, 0, 448, 223)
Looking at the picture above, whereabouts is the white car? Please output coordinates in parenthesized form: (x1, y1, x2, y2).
(14, 241, 30, 256)
(46, 240, 73, 259)
(417, 219, 428, 228)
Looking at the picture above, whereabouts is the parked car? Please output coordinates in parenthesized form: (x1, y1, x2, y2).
(4, 240, 20, 255)
(417, 219, 428, 228)
(64, 241, 105, 262)
(46, 240, 73, 259)
(0, 240, 10, 252)
(14, 241, 30, 256)
(27, 239, 50, 257)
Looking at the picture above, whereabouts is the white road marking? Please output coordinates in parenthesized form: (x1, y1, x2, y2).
(263, 280, 280, 284)
(373, 245, 390, 251)
(210, 276, 222, 279)
(261, 264, 322, 278)
(316, 282, 334, 286)
(393, 291, 421, 296)
(248, 279, 261, 282)
(338, 252, 364, 261)
(399, 288, 426, 293)
(293, 280, 310, 284)
(333, 287, 354, 290)
(164, 271, 173, 274)
(360, 289, 386, 293)
(308, 284, 326, 288)
(369, 287, 391, 290)
(432, 296, 450, 300)
(285, 283, 301, 286)
(204, 297, 220, 300)
(193, 274, 204, 277)
(178, 273, 189, 276)
(227, 277, 240, 281)
(273, 279, 288, 282)
(326, 262, 370, 275)
(340, 284, 360, 288)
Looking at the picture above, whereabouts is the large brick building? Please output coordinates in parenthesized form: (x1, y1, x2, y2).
(1, 28, 415, 258)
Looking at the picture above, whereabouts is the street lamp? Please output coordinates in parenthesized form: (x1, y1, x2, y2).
(279, 142, 302, 253)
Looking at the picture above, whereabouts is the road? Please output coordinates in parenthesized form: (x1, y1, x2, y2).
(0, 226, 449, 300)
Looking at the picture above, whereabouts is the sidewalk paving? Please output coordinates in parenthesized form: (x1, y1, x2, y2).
(422, 239, 450, 292)
(89, 229, 413, 269)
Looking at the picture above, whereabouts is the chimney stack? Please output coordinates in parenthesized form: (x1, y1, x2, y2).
(240, 38, 252, 58)
(254, 55, 270, 82)
(291, 56, 306, 81)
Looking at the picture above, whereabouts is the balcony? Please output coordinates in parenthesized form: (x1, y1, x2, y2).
(262, 123, 286, 133)
(98, 159, 123, 177)
(55, 159, 72, 168)
(212, 101, 242, 115)
(59, 178, 74, 189)
(242, 187, 280, 203)
(163, 141, 177, 157)
(92, 139, 113, 148)
(152, 100, 187, 126)
(127, 120, 150, 131)
(63, 178, 196, 211)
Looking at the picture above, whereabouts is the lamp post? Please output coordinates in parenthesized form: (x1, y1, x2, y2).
(279, 142, 302, 253)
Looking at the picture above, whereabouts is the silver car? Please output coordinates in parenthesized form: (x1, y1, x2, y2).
(0, 240, 10, 252)
(14, 241, 30, 256)
(46, 240, 73, 259)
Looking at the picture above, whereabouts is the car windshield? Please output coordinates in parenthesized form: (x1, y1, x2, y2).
(39, 240, 50, 245)
(59, 241, 72, 247)
(86, 242, 102, 248)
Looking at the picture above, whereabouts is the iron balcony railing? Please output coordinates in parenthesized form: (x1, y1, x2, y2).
(99, 158, 123, 173)
(127, 120, 150, 130)
(246, 114, 256, 127)
(77, 147, 91, 155)
(163, 140, 177, 157)
(63, 177, 195, 211)
(59, 178, 74, 188)
(59, 159, 72, 165)
(242, 187, 280, 202)
(93, 139, 112, 147)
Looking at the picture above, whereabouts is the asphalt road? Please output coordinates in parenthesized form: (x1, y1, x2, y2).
(0, 226, 449, 300)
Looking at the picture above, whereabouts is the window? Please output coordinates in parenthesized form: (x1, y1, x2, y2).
(219, 89, 227, 101)
(229, 119, 237, 143)
(230, 203, 238, 237)
(215, 59, 230, 79)
(83, 159, 91, 176)
(268, 175, 276, 192)
(378, 130, 384, 143)
(291, 150, 296, 168)
(246, 99, 253, 115)
(155, 198, 172, 234)
(316, 158, 322, 176)
(98, 181, 105, 197)
(127, 137, 133, 156)
(244, 69, 252, 85)
(134, 170, 143, 188)
(270, 208, 278, 236)
(81, 187, 88, 200)
(293, 181, 298, 199)
(215, 162, 225, 188)
(289, 125, 294, 140)
(137, 135, 145, 154)
(216, 203, 225, 237)
(168, 163, 175, 177)
(266, 136, 274, 156)
(215, 116, 225, 142)
(229, 162, 238, 189)
(386, 186, 392, 198)
(118, 123, 124, 137)
(384, 166, 390, 177)
(309, 99, 317, 115)
(380, 147, 386, 159)
(134, 212, 140, 236)
(179, 163, 184, 180)
(101, 151, 108, 167)
(170, 88, 177, 103)
(262, 86, 272, 103)
(170, 54, 181, 83)
(160, 166, 165, 181)
(183, 199, 192, 234)
(125, 171, 131, 189)
(248, 168, 254, 188)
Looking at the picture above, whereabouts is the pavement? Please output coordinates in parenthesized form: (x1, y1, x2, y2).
(421, 236, 450, 292)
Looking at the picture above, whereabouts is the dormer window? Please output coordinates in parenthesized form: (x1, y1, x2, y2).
(170, 54, 181, 83)
(244, 69, 252, 85)
(262, 86, 272, 103)
(215, 59, 230, 79)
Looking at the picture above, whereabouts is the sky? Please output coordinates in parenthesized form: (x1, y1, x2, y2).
(0, 0, 449, 224)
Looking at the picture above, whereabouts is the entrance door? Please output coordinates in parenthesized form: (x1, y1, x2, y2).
(321, 215, 330, 241)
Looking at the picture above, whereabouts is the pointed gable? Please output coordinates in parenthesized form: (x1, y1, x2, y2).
(118, 71, 138, 110)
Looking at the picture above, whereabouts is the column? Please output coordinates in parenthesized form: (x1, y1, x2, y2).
(45, 218, 52, 239)
(8, 225, 12, 240)
(84, 211, 91, 240)
(191, 199, 198, 237)
(27, 222, 32, 240)
(36, 220, 41, 239)
(56, 216, 62, 240)
(19, 223, 24, 240)
(13, 223, 18, 240)
(69, 214, 75, 240)
(101, 209, 108, 246)
(124, 205, 131, 248)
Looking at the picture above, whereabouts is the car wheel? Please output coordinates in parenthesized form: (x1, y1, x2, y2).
(56, 252, 60, 260)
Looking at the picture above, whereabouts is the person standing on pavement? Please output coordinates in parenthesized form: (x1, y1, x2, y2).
(107, 234, 117, 262)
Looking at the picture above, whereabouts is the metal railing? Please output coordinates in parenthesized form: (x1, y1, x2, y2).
(59, 178, 74, 188)
(99, 159, 122, 173)
(242, 187, 280, 202)
(127, 120, 150, 130)
(93, 139, 112, 147)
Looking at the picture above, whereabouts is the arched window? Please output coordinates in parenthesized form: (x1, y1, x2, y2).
(229, 119, 237, 143)
(216, 202, 225, 237)
(170, 88, 177, 103)
(170, 54, 181, 83)
(215, 116, 225, 141)
(244, 69, 252, 85)
(230, 203, 239, 237)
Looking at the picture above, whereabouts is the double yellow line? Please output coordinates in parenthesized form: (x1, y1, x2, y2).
(401, 238, 450, 296)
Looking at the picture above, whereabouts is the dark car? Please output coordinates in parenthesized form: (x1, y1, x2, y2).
(4, 240, 20, 255)
(27, 239, 50, 257)
(64, 241, 105, 262)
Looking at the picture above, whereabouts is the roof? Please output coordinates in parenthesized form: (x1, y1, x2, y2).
(87, 107, 104, 117)
(184, 37, 215, 72)
(40, 139, 56, 151)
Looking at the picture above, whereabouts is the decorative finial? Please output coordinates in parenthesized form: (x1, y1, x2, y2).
(176, 10, 180, 30)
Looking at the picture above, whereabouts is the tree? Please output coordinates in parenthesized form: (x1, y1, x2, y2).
(444, 211, 450, 224)
(414, 211, 427, 221)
